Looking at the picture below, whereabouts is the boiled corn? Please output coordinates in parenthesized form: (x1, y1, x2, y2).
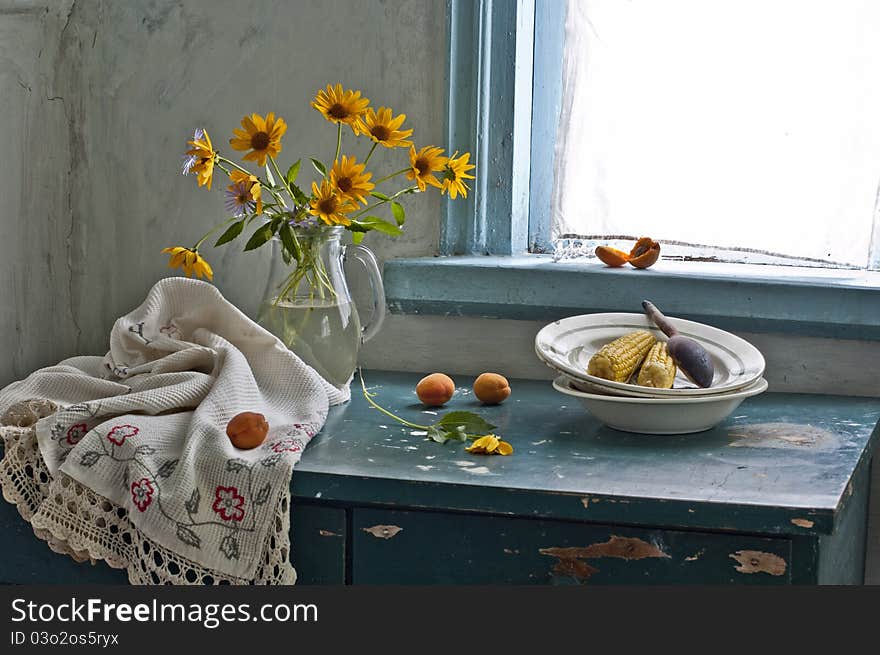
(587, 330, 656, 382)
(636, 341, 676, 388)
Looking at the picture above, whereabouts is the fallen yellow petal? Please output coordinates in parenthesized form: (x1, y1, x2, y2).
(495, 440, 514, 455)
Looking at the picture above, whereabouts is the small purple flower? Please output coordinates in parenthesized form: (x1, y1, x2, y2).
(290, 213, 320, 229)
(225, 181, 256, 217)
(181, 128, 206, 176)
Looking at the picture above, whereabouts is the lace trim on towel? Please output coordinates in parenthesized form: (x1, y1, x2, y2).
(0, 400, 296, 585)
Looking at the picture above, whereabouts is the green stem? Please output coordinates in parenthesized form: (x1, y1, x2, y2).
(334, 123, 342, 163)
(374, 168, 411, 185)
(192, 215, 239, 250)
(363, 141, 378, 165)
(358, 370, 430, 430)
(269, 156, 297, 205)
(217, 157, 256, 178)
(351, 185, 418, 220)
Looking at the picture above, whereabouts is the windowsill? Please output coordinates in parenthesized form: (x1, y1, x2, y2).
(383, 254, 880, 340)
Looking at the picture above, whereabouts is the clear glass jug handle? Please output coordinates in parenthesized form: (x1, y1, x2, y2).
(343, 244, 386, 343)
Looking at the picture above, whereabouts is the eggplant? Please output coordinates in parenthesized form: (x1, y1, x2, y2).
(642, 301, 714, 388)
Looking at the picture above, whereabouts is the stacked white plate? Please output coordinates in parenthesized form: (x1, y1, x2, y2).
(535, 313, 768, 434)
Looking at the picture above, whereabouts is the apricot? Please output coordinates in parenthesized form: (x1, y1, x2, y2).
(226, 411, 269, 449)
(473, 372, 511, 405)
(416, 373, 455, 406)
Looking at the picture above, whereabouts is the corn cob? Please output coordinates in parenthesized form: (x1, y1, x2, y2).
(636, 341, 677, 388)
(587, 330, 656, 382)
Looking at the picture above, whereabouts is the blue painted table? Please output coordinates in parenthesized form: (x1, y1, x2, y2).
(2, 371, 878, 584)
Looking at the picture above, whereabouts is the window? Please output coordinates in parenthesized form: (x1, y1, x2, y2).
(543, 0, 880, 269)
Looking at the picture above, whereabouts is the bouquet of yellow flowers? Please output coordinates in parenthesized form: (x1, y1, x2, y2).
(162, 84, 475, 301)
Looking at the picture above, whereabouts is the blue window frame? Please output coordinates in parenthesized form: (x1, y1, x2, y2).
(442, 0, 565, 256)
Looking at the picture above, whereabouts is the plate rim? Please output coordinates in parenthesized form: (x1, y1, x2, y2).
(535, 312, 766, 396)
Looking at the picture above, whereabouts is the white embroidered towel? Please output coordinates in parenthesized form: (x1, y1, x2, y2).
(0, 277, 349, 580)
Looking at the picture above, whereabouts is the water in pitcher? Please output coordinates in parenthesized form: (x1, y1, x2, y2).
(258, 297, 361, 387)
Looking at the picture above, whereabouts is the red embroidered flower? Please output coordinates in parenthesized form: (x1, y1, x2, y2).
(292, 423, 316, 438)
(212, 486, 245, 522)
(270, 437, 303, 454)
(107, 424, 139, 446)
(130, 478, 154, 512)
(65, 423, 88, 445)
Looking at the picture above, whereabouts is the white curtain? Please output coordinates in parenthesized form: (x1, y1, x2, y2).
(551, 0, 880, 267)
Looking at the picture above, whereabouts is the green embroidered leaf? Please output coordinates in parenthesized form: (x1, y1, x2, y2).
(214, 219, 245, 247)
(286, 159, 301, 185)
(253, 482, 271, 506)
(261, 453, 282, 467)
(135, 444, 156, 455)
(176, 523, 201, 549)
(184, 488, 200, 515)
(157, 459, 178, 478)
(220, 534, 239, 560)
(310, 158, 327, 177)
(391, 201, 405, 225)
(80, 451, 101, 467)
(226, 458, 247, 472)
(436, 411, 497, 437)
(243, 222, 275, 251)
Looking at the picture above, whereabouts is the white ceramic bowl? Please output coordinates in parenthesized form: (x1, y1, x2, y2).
(552, 376, 769, 435)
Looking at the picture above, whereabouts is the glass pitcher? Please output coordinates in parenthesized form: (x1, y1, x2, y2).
(257, 226, 385, 387)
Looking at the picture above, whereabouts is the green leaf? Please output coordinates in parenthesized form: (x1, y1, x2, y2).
(243, 222, 275, 251)
(311, 158, 327, 178)
(351, 216, 403, 236)
(265, 163, 276, 186)
(352, 231, 365, 245)
(290, 183, 309, 205)
(279, 222, 300, 262)
(286, 159, 301, 185)
(436, 411, 497, 437)
(370, 191, 391, 201)
(426, 426, 451, 444)
(391, 201, 405, 225)
(214, 219, 245, 247)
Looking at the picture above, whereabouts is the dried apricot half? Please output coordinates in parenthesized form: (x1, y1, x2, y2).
(595, 245, 630, 267)
(628, 237, 661, 269)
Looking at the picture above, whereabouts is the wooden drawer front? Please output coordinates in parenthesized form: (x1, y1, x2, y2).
(0, 497, 126, 584)
(290, 503, 346, 584)
(0, 497, 344, 584)
(352, 509, 792, 585)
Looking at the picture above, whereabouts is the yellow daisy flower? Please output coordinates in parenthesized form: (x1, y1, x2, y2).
(228, 170, 263, 214)
(229, 112, 287, 167)
(329, 156, 375, 205)
(311, 84, 370, 130)
(357, 107, 413, 148)
(308, 180, 357, 226)
(161, 247, 213, 281)
(406, 145, 446, 191)
(439, 151, 476, 199)
(185, 130, 217, 190)
(465, 434, 513, 456)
